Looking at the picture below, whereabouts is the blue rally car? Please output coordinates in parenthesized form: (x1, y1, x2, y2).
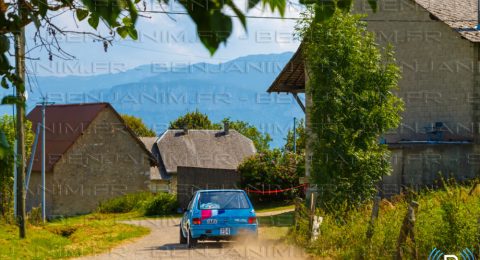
(180, 189, 258, 247)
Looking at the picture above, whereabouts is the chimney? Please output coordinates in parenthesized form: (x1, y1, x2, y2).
(224, 122, 229, 135)
(183, 125, 188, 135)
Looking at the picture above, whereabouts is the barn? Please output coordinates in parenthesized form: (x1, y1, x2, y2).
(154, 125, 257, 207)
(26, 103, 160, 217)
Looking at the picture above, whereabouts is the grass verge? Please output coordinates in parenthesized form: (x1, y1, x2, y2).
(0, 213, 149, 259)
(290, 182, 480, 259)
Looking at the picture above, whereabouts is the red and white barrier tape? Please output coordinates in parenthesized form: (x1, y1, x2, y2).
(245, 184, 307, 194)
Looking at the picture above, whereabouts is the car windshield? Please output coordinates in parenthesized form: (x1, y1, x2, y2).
(198, 191, 250, 210)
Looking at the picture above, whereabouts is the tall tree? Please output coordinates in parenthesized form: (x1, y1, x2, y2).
(121, 114, 156, 137)
(297, 10, 403, 213)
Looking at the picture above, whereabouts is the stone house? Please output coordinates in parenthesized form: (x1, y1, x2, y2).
(26, 103, 159, 217)
(268, 0, 480, 195)
(153, 125, 256, 198)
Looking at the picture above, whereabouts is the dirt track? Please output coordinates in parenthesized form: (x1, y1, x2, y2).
(78, 210, 308, 260)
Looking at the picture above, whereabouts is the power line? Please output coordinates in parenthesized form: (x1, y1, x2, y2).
(139, 10, 302, 20)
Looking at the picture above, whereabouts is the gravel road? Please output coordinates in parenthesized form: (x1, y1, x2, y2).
(78, 210, 308, 260)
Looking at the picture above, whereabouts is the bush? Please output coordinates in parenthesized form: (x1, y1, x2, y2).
(142, 193, 178, 216)
(238, 149, 304, 203)
(97, 192, 152, 213)
(96, 192, 178, 216)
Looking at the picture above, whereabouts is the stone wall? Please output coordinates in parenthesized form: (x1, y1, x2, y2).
(27, 108, 151, 217)
(355, 0, 476, 142)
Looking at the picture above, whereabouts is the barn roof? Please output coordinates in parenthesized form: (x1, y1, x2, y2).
(156, 129, 256, 173)
(267, 45, 305, 93)
(27, 103, 155, 172)
(413, 0, 480, 42)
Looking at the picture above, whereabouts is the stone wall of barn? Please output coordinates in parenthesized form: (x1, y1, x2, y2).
(27, 108, 151, 217)
(351, 0, 480, 191)
(354, 0, 477, 143)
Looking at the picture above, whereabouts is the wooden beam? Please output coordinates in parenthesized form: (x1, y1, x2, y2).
(292, 93, 306, 113)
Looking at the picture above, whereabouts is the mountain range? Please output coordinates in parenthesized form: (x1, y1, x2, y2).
(0, 52, 305, 148)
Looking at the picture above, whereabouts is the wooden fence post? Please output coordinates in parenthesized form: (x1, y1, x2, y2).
(366, 196, 381, 240)
(396, 201, 419, 260)
(294, 198, 301, 232)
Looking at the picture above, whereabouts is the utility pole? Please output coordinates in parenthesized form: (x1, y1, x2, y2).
(293, 117, 297, 154)
(41, 99, 46, 222)
(14, 0, 27, 238)
(39, 98, 53, 222)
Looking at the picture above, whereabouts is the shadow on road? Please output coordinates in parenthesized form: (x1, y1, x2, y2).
(150, 241, 234, 251)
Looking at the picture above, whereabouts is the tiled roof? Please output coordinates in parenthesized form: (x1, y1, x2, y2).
(27, 103, 155, 172)
(27, 103, 108, 172)
(414, 0, 480, 42)
(157, 129, 256, 173)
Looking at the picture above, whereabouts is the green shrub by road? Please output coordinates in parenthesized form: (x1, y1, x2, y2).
(97, 192, 178, 216)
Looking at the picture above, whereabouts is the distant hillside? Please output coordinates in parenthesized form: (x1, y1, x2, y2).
(0, 52, 304, 148)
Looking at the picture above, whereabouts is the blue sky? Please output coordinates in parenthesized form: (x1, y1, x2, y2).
(26, 0, 303, 77)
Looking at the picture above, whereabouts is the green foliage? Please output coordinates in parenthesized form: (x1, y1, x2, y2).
(297, 11, 403, 212)
(97, 192, 178, 216)
(426, 188, 478, 253)
(299, 0, 377, 21)
(0, 115, 34, 219)
(283, 118, 306, 154)
(142, 193, 178, 216)
(121, 114, 156, 137)
(222, 118, 272, 152)
(238, 149, 304, 202)
(289, 182, 480, 259)
(97, 192, 151, 213)
(168, 110, 216, 130)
